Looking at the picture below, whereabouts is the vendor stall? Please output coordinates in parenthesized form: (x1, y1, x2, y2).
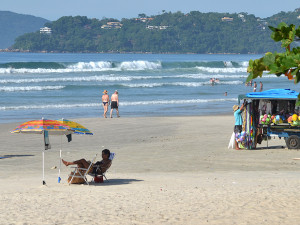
(237, 89, 300, 149)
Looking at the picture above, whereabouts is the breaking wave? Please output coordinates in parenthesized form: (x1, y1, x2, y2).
(0, 60, 251, 74)
(0, 75, 163, 84)
(124, 81, 243, 88)
(0, 60, 162, 74)
(0, 98, 237, 110)
(196, 66, 246, 73)
(0, 86, 65, 92)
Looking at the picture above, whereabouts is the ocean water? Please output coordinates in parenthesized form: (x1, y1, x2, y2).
(0, 52, 296, 123)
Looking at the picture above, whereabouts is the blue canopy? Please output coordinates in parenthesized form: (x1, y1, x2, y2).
(238, 89, 299, 103)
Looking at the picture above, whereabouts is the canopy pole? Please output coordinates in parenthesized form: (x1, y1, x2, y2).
(58, 136, 62, 183)
(42, 149, 46, 185)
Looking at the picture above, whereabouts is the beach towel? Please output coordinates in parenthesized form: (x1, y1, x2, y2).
(228, 132, 235, 149)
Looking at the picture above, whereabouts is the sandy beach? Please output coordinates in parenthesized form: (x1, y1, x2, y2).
(1, 115, 300, 225)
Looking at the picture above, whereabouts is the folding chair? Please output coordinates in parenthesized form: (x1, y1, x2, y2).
(68, 154, 98, 185)
(92, 153, 115, 182)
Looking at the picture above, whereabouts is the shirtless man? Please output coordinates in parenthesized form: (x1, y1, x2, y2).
(102, 90, 110, 118)
(253, 81, 257, 92)
(62, 149, 112, 174)
(110, 90, 119, 118)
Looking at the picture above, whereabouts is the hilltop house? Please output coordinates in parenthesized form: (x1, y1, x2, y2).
(221, 17, 233, 22)
(40, 27, 52, 34)
(146, 25, 169, 30)
(101, 22, 123, 29)
(238, 14, 246, 22)
(135, 17, 154, 22)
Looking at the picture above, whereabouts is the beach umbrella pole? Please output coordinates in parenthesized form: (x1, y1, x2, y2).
(58, 149, 62, 183)
(42, 149, 46, 185)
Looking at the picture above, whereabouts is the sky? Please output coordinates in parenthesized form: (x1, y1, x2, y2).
(1, 0, 299, 21)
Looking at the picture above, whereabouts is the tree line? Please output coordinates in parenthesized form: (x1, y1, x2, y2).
(12, 9, 300, 54)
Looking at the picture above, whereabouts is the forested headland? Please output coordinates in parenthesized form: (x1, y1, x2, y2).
(0, 11, 49, 49)
(12, 9, 300, 54)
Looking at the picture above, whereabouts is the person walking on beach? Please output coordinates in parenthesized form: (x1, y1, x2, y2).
(233, 102, 246, 150)
(102, 90, 110, 118)
(110, 90, 119, 118)
(260, 81, 263, 92)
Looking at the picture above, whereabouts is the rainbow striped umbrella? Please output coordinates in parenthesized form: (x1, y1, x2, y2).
(11, 119, 73, 135)
(11, 119, 74, 185)
(55, 119, 92, 183)
(56, 119, 93, 135)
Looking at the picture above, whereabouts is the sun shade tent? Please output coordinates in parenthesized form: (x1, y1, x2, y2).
(238, 89, 299, 104)
(236, 89, 300, 150)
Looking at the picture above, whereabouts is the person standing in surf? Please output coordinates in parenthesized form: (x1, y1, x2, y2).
(259, 81, 263, 92)
(102, 90, 110, 118)
(110, 90, 120, 118)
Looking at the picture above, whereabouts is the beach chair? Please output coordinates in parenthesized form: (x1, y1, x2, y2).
(68, 154, 98, 185)
(91, 152, 115, 182)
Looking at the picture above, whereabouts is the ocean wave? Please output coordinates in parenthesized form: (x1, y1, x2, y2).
(119, 61, 161, 70)
(68, 61, 112, 70)
(196, 66, 246, 73)
(0, 75, 163, 84)
(124, 81, 242, 88)
(0, 98, 237, 110)
(0, 60, 252, 74)
(238, 61, 249, 67)
(0, 86, 65, 92)
(0, 60, 162, 74)
(171, 74, 249, 79)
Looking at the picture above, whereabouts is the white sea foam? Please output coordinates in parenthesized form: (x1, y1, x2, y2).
(122, 98, 237, 106)
(124, 81, 242, 88)
(171, 74, 249, 79)
(0, 60, 161, 74)
(0, 98, 237, 111)
(119, 60, 161, 70)
(224, 61, 233, 67)
(0, 86, 65, 92)
(0, 75, 163, 84)
(68, 61, 112, 70)
(126, 83, 164, 88)
(218, 81, 243, 85)
(196, 66, 246, 73)
(239, 61, 249, 67)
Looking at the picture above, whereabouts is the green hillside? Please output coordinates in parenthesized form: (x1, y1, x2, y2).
(0, 11, 49, 49)
(12, 9, 300, 54)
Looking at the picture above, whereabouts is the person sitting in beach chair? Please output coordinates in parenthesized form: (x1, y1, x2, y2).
(62, 149, 112, 184)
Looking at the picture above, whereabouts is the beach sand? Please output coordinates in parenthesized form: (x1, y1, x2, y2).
(1, 115, 300, 225)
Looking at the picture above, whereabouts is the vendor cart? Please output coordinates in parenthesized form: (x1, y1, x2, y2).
(238, 89, 300, 149)
(265, 124, 300, 149)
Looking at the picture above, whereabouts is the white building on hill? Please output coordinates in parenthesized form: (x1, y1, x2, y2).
(40, 27, 52, 34)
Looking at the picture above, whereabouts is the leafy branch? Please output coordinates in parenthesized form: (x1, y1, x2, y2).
(247, 23, 300, 84)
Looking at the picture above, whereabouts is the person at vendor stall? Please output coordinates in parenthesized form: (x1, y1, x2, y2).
(233, 102, 246, 150)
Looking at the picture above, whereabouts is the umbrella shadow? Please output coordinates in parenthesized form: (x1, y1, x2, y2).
(90, 178, 143, 186)
(0, 154, 34, 159)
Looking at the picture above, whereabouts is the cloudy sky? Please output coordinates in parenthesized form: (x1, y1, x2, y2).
(1, 0, 299, 21)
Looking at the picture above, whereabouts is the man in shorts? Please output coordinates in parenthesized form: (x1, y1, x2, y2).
(110, 90, 120, 118)
(233, 102, 245, 150)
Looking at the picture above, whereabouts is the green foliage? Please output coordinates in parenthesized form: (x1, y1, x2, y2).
(12, 10, 300, 53)
(247, 22, 300, 102)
